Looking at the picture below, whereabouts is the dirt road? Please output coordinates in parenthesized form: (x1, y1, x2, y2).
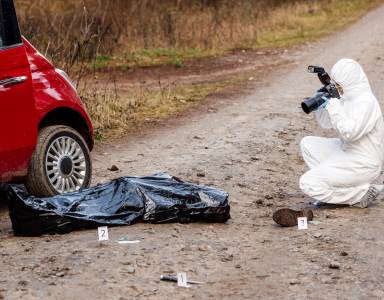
(2, 5, 384, 300)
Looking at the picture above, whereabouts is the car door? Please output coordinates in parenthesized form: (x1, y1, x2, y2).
(0, 0, 37, 180)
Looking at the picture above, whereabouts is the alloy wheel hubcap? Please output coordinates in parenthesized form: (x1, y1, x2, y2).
(45, 136, 87, 193)
(60, 156, 73, 176)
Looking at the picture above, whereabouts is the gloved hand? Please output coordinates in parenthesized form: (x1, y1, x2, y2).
(319, 96, 330, 109)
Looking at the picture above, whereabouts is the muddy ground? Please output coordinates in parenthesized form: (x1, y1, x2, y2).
(2, 5, 384, 300)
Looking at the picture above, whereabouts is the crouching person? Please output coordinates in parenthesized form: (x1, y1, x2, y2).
(274, 58, 384, 227)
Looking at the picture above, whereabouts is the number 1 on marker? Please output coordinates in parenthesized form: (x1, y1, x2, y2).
(177, 272, 190, 288)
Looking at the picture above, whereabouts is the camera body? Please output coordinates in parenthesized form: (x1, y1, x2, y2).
(301, 66, 341, 114)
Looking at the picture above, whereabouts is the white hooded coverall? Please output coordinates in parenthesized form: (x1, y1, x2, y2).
(300, 59, 384, 205)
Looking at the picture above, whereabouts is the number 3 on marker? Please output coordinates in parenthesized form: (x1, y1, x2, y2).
(297, 217, 308, 230)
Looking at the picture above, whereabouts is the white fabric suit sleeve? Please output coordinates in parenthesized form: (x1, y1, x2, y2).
(326, 97, 377, 142)
(315, 108, 333, 129)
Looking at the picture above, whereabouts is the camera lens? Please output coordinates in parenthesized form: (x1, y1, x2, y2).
(301, 93, 327, 114)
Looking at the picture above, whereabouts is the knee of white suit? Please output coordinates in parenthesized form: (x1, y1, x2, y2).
(300, 136, 310, 154)
(299, 173, 312, 195)
(300, 136, 315, 161)
(299, 171, 331, 200)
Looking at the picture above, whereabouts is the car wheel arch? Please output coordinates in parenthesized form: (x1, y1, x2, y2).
(38, 107, 93, 151)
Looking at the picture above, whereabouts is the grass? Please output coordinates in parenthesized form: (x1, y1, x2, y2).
(93, 48, 220, 69)
(17, 0, 383, 70)
(86, 0, 382, 69)
(251, 0, 381, 48)
(81, 72, 253, 139)
(92, 55, 112, 69)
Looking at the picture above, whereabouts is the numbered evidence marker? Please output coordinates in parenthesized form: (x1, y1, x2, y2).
(98, 226, 109, 241)
(297, 217, 308, 230)
(177, 272, 190, 288)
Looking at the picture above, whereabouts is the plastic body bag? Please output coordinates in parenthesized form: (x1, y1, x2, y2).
(8, 173, 230, 236)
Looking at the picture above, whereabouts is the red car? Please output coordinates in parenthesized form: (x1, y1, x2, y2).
(0, 0, 93, 196)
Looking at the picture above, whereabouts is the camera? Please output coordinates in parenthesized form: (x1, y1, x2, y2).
(301, 66, 340, 114)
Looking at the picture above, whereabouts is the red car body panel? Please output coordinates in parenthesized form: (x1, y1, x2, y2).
(0, 38, 93, 182)
(0, 44, 37, 181)
(23, 39, 93, 136)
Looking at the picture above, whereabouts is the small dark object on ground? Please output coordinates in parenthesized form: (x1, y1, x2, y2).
(272, 208, 314, 227)
(8, 173, 230, 236)
(108, 165, 119, 171)
(329, 262, 340, 269)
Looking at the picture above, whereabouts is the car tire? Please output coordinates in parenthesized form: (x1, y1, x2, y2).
(25, 125, 92, 197)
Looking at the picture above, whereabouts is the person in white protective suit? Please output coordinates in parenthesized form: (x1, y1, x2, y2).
(300, 58, 384, 208)
(273, 59, 384, 227)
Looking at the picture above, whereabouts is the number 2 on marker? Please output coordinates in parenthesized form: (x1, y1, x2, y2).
(98, 226, 109, 241)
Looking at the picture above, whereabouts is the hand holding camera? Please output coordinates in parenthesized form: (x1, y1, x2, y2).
(301, 66, 341, 114)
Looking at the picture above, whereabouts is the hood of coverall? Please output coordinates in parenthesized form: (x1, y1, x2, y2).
(330, 58, 372, 98)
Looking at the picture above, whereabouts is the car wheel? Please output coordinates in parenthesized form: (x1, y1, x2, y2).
(25, 125, 92, 197)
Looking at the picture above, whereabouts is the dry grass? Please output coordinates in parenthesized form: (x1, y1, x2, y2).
(15, 0, 382, 69)
(253, 0, 382, 48)
(16, 0, 286, 68)
(80, 73, 252, 139)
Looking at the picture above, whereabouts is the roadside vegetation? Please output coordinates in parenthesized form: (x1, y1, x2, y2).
(15, 0, 383, 137)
